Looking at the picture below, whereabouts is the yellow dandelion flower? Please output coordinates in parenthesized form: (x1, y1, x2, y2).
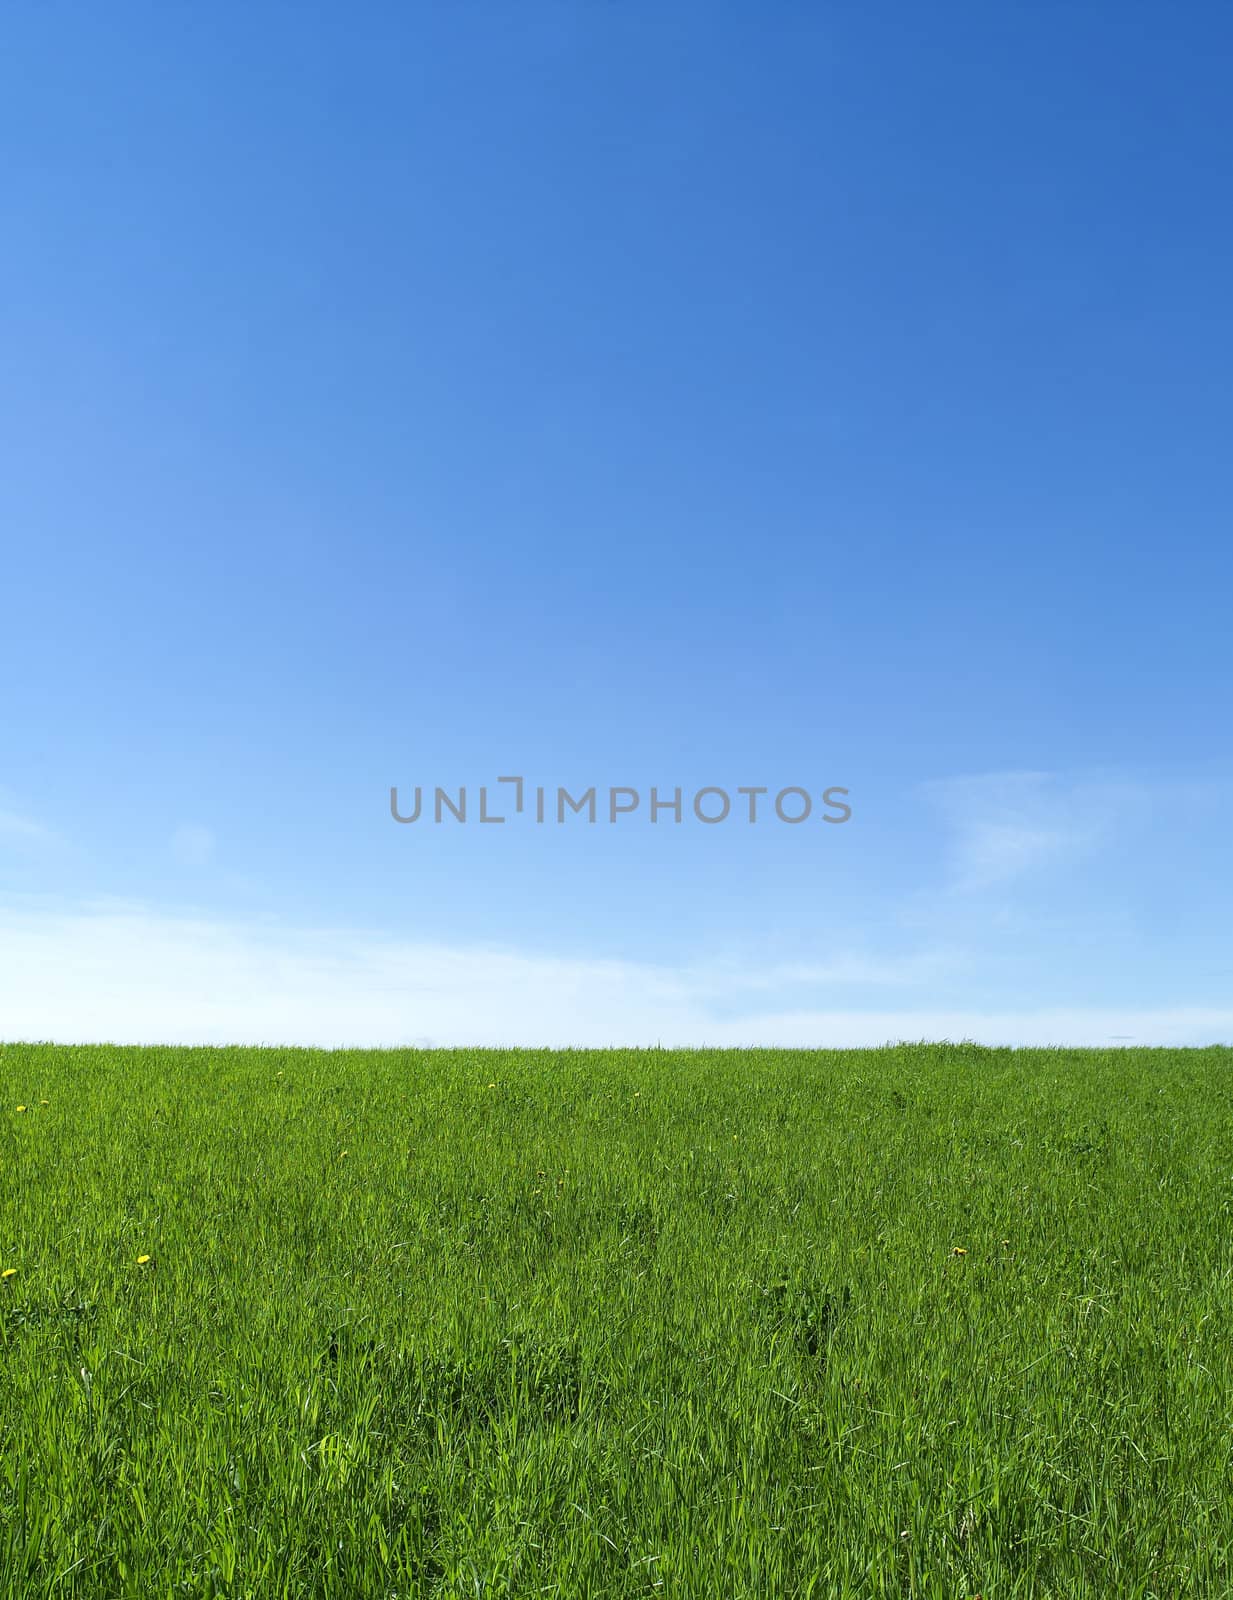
(487, 1082, 496, 1088)
(15, 1106, 26, 1114)
(1, 1268, 16, 1280)
(952, 1246, 968, 1256)
(136, 1255, 152, 1265)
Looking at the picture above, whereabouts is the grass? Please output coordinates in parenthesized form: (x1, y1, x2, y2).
(2, 1041, 1232, 1598)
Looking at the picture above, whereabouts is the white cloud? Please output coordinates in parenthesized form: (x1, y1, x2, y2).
(0, 899, 1227, 1048)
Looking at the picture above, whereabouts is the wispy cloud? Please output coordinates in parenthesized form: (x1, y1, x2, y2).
(0, 809, 57, 845)
(171, 825, 216, 867)
(923, 771, 1131, 893)
(0, 898, 1226, 1048)
(678, 948, 963, 995)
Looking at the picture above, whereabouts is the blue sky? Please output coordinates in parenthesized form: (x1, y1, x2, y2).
(2, 3, 1231, 1045)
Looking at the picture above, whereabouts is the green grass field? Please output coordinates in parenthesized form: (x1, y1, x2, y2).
(2, 1043, 1231, 1598)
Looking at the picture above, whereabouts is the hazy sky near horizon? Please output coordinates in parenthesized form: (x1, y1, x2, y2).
(3, 4, 1231, 1046)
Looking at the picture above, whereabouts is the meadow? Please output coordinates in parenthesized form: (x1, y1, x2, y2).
(1, 1042, 1231, 1598)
